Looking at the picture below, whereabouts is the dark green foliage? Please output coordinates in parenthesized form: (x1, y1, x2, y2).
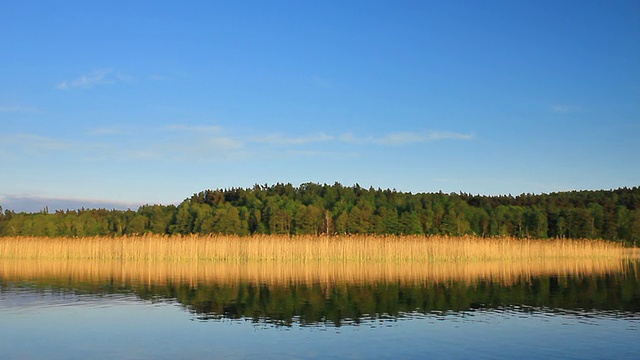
(213, 203, 246, 235)
(1, 184, 639, 243)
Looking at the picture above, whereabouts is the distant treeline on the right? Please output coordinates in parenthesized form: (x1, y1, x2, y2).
(1, 183, 639, 245)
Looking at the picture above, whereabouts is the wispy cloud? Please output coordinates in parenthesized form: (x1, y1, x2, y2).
(340, 131, 474, 145)
(149, 74, 169, 81)
(0, 105, 40, 113)
(164, 124, 223, 133)
(207, 137, 244, 150)
(312, 75, 333, 89)
(251, 133, 334, 145)
(145, 138, 247, 162)
(13, 134, 73, 151)
(375, 132, 428, 145)
(0, 133, 74, 158)
(3, 123, 473, 165)
(0, 194, 144, 213)
(89, 123, 222, 137)
(250, 130, 472, 146)
(87, 126, 129, 136)
(427, 131, 474, 141)
(552, 104, 582, 114)
(56, 69, 131, 90)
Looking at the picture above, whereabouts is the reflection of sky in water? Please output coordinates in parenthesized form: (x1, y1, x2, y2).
(1, 290, 638, 360)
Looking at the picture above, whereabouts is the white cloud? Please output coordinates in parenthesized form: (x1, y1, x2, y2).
(89, 123, 223, 137)
(56, 69, 131, 90)
(249, 130, 472, 146)
(87, 126, 129, 136)
(208, 137, 244, 150)
(424, 131, 474, 141)
(251, 133, 334, 145)
(340, 131, 474, 145)
(0, 105, 39, 113)
(286, 149, 359, 158)
(312, 75, 332, 88)
(0, 133, 75, 158)
(0, 149, 12, 159)
(78, 124, 246, 161)
(552, 104, 582, 114)
(338, 132, 356, 143)
(3, 123, 473, 165)
(161, 124, 245, 153)
(0, 194, 144, 213)
(375, 132, 427, 145)
(13, 134, 73, 151)
(149, 74, 169, 81)
(164, 124, 223, 133)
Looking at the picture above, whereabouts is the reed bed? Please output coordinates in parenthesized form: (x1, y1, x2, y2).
(0, 257, 632, 287)
(0, 234, 630, 263)
(1, 235, 634, 287)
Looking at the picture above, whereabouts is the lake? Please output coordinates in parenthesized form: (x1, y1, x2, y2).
(1, 258, 639, 359)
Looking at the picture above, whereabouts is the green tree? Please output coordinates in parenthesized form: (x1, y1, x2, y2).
(334, 210, 349, 235)
(294, 204, 323, 235)
(265, 197, 294, 235)
(170, 203, 194, 235)
(213, 203, 244, 235)
(442, 201, 470, 236)
(628, 209, 640, 246)
(192, 203, 215, 234)
(374, 207, 401, 234)
(125, 214, 149, 235)
(399, 211, 423, 235)
(491, 205, 511, 236)
(139, 204, 175, 234)
(523, 208, 548, 238)
(346, 203, 374, 234)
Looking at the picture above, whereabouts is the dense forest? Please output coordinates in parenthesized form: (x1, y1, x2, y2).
(1, 183, 639, 245)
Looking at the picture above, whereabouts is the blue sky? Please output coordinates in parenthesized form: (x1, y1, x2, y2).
(1, 1, 639, 212)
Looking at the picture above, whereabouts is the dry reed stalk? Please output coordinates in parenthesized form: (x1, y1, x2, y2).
(0, 234, 631, 263)
(0, 257, 630, 287)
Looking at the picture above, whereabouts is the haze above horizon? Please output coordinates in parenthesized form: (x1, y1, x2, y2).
(1, 1, 638, 213)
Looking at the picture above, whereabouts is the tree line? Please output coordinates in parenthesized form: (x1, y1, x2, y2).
(1, 183, 639, 244)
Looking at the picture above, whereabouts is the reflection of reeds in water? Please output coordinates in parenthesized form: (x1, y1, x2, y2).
(0, 235, 630, 262)
(1, 258, 634, 287)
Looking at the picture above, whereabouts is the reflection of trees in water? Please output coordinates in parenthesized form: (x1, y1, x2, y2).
(131, 270, 640, 326)
(2, 263, 638, 326)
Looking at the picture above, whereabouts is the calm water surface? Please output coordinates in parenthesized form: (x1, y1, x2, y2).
(1, 261, 639, 359)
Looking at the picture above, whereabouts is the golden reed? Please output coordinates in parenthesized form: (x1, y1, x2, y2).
(0, 235, 635, 287)
(0, 257, 633, 287)
(0, 234, 629, 262)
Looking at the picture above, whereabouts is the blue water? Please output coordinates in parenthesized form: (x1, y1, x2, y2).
(1, 288, 639, 359)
